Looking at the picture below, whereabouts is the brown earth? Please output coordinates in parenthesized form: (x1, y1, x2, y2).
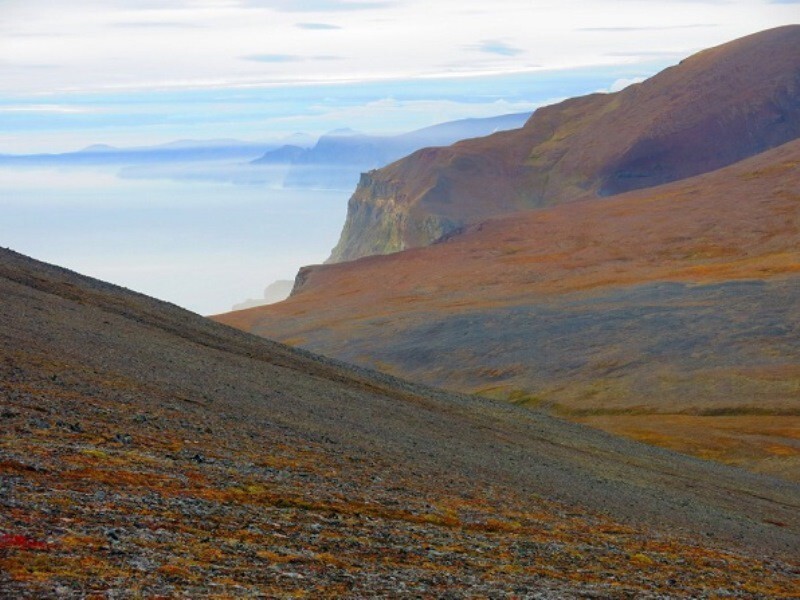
(2, 248, 800, 596)
(216, 138, 800, 480)
(329, 25, 800, 262)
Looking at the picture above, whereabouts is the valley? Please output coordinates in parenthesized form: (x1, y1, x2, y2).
(217, 27, 800, 483)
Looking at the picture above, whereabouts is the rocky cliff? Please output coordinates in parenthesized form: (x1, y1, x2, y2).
(328, 25, 800, 263)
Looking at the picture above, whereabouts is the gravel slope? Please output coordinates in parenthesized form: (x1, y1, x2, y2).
(1, 248, 798, 596)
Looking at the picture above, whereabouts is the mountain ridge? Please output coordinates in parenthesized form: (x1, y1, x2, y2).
(253, 112, 532, 190)
(328, 25, 800, 262)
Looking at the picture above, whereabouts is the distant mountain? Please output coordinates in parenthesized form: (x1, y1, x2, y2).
(251, 112, 532, 190)
(251, 145, 307, 165)
(77, 143, 118, 153)
(0, 139, 292, 166)
(328, 25, 800, 262)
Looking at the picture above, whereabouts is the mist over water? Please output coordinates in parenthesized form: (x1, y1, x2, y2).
(0, 163, 347, 315)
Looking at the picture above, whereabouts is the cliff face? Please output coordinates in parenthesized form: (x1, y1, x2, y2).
(329, 173, 408, 260)
(328, 25, 800, 263)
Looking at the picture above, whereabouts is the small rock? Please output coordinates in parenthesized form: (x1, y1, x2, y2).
(56, 421, 83, 433)
(129, 556, 158, 572)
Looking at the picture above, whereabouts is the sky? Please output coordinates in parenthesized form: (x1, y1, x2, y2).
(2, 0, 798, 153)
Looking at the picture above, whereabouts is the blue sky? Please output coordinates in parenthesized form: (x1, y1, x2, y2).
(2, 0, 797, 152)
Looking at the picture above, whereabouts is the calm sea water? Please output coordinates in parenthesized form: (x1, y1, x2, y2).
(0, 164, 348, 315)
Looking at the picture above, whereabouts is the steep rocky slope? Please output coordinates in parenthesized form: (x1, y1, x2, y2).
(2, 248, 799, 596)
(329, 25, 800, 262)
(217, 139, 800, 481)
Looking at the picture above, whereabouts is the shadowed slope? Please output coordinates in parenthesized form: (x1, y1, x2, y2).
(2, 248, 799, 596)
(217, 139, 800, 479)
(329, 25, 800, 262)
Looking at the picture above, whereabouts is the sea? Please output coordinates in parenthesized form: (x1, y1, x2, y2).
(0, 163, 348, 315)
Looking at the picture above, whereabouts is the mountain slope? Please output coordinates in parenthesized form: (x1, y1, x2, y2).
(2, 248, 799, 596)
(217, 138, 800, 480)
(329, 25, 800, 262)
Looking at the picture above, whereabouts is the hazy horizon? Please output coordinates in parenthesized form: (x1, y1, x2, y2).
(0, 162, 347, 315)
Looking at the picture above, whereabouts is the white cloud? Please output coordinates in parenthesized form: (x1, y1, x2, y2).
(241, 0, 397, 10)
(1, 1, 797, 153)
(0, 104, 97, 114)
(295, 22, 342, 29)
(1, 1, 795, 97)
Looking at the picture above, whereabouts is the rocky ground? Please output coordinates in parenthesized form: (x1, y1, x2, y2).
(1, 248, 798, 597)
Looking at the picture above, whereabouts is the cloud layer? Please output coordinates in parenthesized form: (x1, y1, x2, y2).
(1, 0, 796, 151)
(4, 0, 794, 97)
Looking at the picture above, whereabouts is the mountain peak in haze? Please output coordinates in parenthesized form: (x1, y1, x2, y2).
(77, 143, 118, 153)
(325, 127, 362, 137)
(252, 112, 531, 190)
(280, 132, 316, 147)
(328, 25, 800, 263)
